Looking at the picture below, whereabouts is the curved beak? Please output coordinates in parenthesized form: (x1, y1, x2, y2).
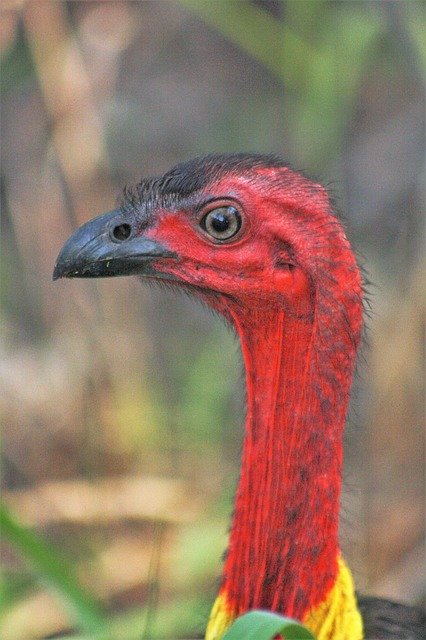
(53, 209, 177, 280)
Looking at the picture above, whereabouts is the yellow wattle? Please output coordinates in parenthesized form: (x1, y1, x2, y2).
(205, 556, 363, 640)
(302, 557, 363, 640)
(205, 592, 234, 640)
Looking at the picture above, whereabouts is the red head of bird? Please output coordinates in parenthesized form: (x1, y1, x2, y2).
(54, 154, 365, 639)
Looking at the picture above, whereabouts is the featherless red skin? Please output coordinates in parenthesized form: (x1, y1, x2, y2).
(137, 168, 363, 620)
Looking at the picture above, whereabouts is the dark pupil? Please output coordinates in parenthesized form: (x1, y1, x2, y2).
(210, 212, 230, 233)
(112, 223, 131, 241)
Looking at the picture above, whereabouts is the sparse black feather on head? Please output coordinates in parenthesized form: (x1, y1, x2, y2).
(120, 152, 289, 212)
(159, 152, 288, 195)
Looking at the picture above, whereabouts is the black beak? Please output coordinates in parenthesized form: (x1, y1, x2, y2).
(53, 209, 177, 280)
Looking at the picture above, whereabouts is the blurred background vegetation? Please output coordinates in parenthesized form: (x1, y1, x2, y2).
(0, 1, 424, 638)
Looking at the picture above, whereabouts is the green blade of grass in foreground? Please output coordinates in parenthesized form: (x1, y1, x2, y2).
(223, 610, 315, 640)
(0, 502, 109, 638)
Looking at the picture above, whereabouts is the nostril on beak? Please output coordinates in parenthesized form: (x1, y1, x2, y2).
(111, 223, 132, 242)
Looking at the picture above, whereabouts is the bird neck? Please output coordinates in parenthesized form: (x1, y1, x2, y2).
(206, 291, 363, 639)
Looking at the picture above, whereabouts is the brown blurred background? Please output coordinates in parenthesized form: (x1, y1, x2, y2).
(1, 1, 424, 639)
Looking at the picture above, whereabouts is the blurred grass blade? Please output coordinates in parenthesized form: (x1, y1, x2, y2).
(178, 0, 318, 89)
(0, 502, 108, 637)
(223, 610, 315, 640)
(403, 2, 426, 74)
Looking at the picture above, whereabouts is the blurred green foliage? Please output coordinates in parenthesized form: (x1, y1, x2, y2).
(180, 0, 425, 169)
(180, 0, 374, 168)
(0, 30, 34, 93)
(0, 504, 108, 637)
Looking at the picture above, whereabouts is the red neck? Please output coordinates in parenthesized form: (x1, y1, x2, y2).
(220, 289, 359, 620)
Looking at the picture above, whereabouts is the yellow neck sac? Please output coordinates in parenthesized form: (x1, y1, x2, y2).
(205, 556, 363, 640)
(302, 556, 363, 640)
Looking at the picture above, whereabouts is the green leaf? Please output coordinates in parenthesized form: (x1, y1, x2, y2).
(0, 502, 109, 638)
(223, 609, 315, 640)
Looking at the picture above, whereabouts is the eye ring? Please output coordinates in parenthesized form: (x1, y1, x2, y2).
(200, 205, 242, 243)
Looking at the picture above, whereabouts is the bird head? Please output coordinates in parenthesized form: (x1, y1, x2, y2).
(54, 154, 361, 327)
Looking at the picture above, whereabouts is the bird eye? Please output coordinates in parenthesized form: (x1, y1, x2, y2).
(111, 223, 132, 242)
(200, 206, 242, 242)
